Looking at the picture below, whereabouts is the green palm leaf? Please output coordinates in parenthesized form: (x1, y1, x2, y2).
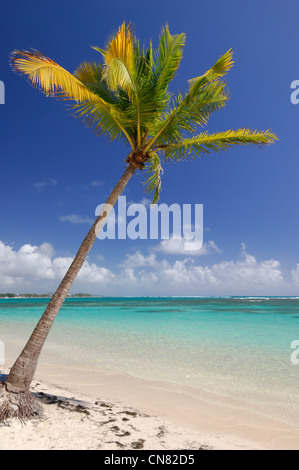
(144, 50, 233, 152)
(152, 24, 186, 98)
(161, 129, 278, 160)
(143, 152, 163, 203)
(146, 80, 229, 149)
(187, 49, 234, 100)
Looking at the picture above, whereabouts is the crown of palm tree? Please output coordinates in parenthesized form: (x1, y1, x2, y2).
(10, 22, 277, 203)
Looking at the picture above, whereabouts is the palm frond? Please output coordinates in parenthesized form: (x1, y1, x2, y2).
(94, 23, 141, 145)
(143, 152, 163, 203)
(134, 40, 153, 84)
(74, 61, 118, 104)
(161, 129, 278, 160)
(144, 50, 234, 152)
(10, 49, 95, 101)
(100, 23, 136, 96)
(146, 80, 229, 150)
(152, 24, 186, 97)
(91, 46, 106, 57)
(187, 49, 234, 100)
(71, 99, 135, 143)
(10, 49, 135, 148)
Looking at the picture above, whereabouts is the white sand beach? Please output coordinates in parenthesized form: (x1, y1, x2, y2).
(0, 365, 258, 451)
(1, 361, 299, 450)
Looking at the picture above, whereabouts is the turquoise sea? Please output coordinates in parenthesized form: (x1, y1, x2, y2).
(1, 296, 299, 426)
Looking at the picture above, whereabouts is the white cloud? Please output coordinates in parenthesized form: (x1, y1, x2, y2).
(154, 238, 222, 256)
(138, 197, 152, 207)
(91, 180, 103, 187)
(291, 264, 299, 284)
(120, 251, 158, 268)
(114, 244, 287, 296)
(59, 214, 94, 225)
(0, 241, 113, 293)
(34, 178, 57, 191)
(0, 239, 294, 296)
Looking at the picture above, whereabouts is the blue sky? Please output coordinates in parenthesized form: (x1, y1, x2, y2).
(1, 0, 299, 295)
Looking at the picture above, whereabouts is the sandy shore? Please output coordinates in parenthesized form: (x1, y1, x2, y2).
(0, 364, 269, 451)
(2, 341, 299, 451)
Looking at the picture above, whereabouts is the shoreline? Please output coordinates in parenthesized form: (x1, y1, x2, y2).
(0, 365, 263, 451)
(1, 295, 299, 299)
(1, 361, 299, 450)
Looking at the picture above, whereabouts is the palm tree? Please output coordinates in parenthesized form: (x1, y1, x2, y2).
(0, 23, 277, 422)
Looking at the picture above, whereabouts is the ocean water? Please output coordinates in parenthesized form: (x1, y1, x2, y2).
(1, 296, 299, 426)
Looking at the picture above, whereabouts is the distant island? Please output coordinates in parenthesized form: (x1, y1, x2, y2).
(0, 293, 95, 298)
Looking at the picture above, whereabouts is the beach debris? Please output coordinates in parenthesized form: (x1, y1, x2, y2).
(157, 425, 166, 438)
(131, 438, 145, 449)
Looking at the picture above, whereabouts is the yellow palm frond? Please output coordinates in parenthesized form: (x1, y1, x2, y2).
(93, 23, 141, 145)
(104, 22, 135, 71)
(10, 49, 135, 149)
(98, 22, 136, 94)
(10, 50, 93, 102)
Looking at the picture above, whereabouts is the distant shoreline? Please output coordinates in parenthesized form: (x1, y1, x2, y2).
(1, 295, 299, 299)
(0, 293, 96, 299)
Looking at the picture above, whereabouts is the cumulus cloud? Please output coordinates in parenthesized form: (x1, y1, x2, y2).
(292, 264, 299, 284)
(113, 243, 287, 295)
(59, 214, 94, 225)
(91, 180, 103, 187)
(0, 241, 113, 292)
(34, 178, 57, 191)
(120, 251, 159, 269)
(0, 239, 295, 296)
(154, 238, 222, 256)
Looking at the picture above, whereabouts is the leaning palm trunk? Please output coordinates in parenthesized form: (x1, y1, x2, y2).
(0, 163, 136, 422)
